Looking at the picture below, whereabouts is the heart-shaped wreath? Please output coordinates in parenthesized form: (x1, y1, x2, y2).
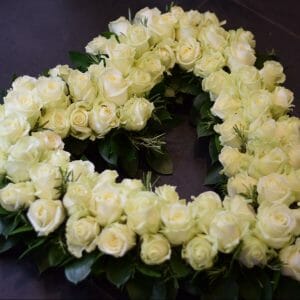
(0, 5, 300, 300)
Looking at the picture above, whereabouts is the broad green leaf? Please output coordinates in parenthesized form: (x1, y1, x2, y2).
(69, 51, 94, 72)
(170, 253, 192, 279)
(196, 121, 214, 138)
(101, 31, 120, 42)
(106, 255, 134, 288)
(0, 236, 19, 253)
(193, 93, 210, 111)
(119, 136, 139, 177)
(136, 262, 162, 278)
(209, 135, 221, 164)
(8, 224, 33, 236)
(145, 149, 173, 175)
(48, 243, 69, 267)
(65, 252, 98, 284)
(19, 237, 48, 259)
(98, 137, 119, 166)
(204, 163, 225, 186)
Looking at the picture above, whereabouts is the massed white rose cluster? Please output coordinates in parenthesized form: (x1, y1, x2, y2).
(0, 5, 299, 282)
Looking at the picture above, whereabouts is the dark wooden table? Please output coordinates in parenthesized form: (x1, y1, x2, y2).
(0, 0, 299, 299)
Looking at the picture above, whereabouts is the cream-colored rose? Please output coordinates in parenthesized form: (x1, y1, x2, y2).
(99, 68, 129, 106)
(219, 146, 251, 177)
(287, 144, 300, 169)
(154, 39, 176, 70)
(211, 92, 241, 121)
(176, 13, 198, 40)
(44, 150, 70, 168)
(134, 7, 161, 26)
(48, 64, 72, 81)
(239, 234, 269, 268)
(155, 185, 179, 203)
(202, 70, 232, 97)
(67, 70, 97, 103)
(247, 117, 276, 142)
(161, 202, 195, 245)
(120, 97, 154, 131)
(90, 184, 123, 226)
(127, 68, 154, 96)
(140, 234, 171, 265)
(136, 52, 165, 82)
(193, 50, 225, 78)
(276, 116, 300, 145)
(67, 160, 95, 182)
(32, 130, 64, 151)
(226, 41, 256, 71)
(29, 163, 62, 200)
(66, 216, 100, 258)
(227, 173, 257, 197)
(176, 37, 201, 71)
(259, 61, 286, 91)
(198, 24, 228, 51)
(93, 170, 118, 187)
(106, 43, 135, 75)
(121, 24, 150, 58)
(88, 102, 119, 138)
(255, 203, 296, 249)
(248, 147, 288, 178)
(12, 75, 36, 91)
(86, 35, 113, 55)
(243, 90, 272, 122)
(280, 239, 300, 281)
(202, 11, 221, 26)
(125, 191, 160, 235)
(68, 103, 91, 140)
(190, 191, 222, 234)
(257, 173, 294, 206)
(27, 199, 65, 236)
(286, 170, 300, 200)
(63, 182, 92, 216)
(97, 223, 136, 257)
(39, 108, 70, 138)
(229, 28, 256, 48)
(4, 89, 41, 126)
(0, 151, 8, 175)
(182, 234, 217, 270)
(271, 87, 294, 117)
(0, 114, 30, 145)
(108, 16, 131, 35)
(0, 182, 35, 212)
(209, 210, 247, 253)
(35, 76, 69, 109)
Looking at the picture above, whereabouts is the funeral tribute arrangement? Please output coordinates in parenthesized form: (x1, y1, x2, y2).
(0, 5, 299, 299)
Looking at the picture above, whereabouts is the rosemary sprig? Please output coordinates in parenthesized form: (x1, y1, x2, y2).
(130, 133, 166, 154)
(233, 125, 247, 153)
(54, 168, 74, 197)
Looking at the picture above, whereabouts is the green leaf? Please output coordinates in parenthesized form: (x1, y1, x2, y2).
(196, 121, 214, 138)
(136, 262, 162, 278)
(19, 237, 48, 259)
(119, 136, 139, 177)
(98, 137, 119, 166)
(69, 51, 93, 72)
(193, 93, 210, 111)
(0, 236, 19, 253)
(65, 252, 98, 284)
(0, 205, 10, 216)
(48, 243, 68, 267)
(106, 255, 134, 288)
(145, 149, 173, 175)
(209, 135, 221, 164)
(8, 224, 33, 236)
(204, 163, 225, 186)
(170, 253, 192, 279)
(101, 31, 120, 42)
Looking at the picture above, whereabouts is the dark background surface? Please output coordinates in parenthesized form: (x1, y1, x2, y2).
(0, 0, 299, 299)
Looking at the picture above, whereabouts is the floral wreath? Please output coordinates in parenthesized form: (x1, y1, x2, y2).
(0, 5, 300, 300)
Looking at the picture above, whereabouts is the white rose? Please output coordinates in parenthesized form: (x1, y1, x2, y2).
(161, 202, 195, 245)
(255, 204, 296, 249)
(35, 76, 69, 109)
(219, 146, 251, 177)
(125, 191, 160, 235)
(27, 199, 65, 236)
(226, 41, 256, 71)
(63, 182, 92, 216)
(48, 64, 72, 81)
(257, 173, 294, 206)
(176, 37, 201, 71)
(211, 92, 241, 120)
(68, 103, 91, 140)
(99, 68, 129, 106)
(121, 24, 150, 58)
(44, 150, 70, 168)
(190, 191, 222, 234)
(176, 14, 198, 40)
(0, 114, 30, 145)
(202, 70, 232, 97)
(198, 25, 228, 50)
(287, 170, 300, 200)
(39, 108, 70, 138)
(154, 39, 176, 70)
(90, 184, 123, 226)
(140, 234, 171, 265)
(89, 102, 119, 138)
(209, 210, 247, 253)
(271, 87, 294, 117)
(67, 70, 97, 103)
(12, 75, 36, 91)
(182, 234, 217, 270)
(29, 163, 62, 200)
(155, 185, 179, 203)
(97, 223, 136, 257)
(275, 117, 300, 145)
(193, 50, 225, 78)
(66, 216, 100, 258)
(248, 147, 288, 178)
(94, 170, 118, 187)
(259, 61, 286, 91)
(239, 234, 269, 268)
(106, 43, 135, 75)
(85, 35, 114, 55)
(247, 117, 276, 142)
(120, 97, 154, 131)
(227, 173, 257, 197)
(4, 90, 41, 126)
(0, 151, 8, 175)
(229, 28, 256, 48)
(32, 130, 64, 151)
(127, 68, 154, 96)
(202, 11, 221, 26)
(134, 7, 161, 26)
(108, 16, 131, 35)
(67, 160, 95, 182)
(287, 144, 300, 169)
(0, 182, 35, 212)
(280, 239, 300, 281)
